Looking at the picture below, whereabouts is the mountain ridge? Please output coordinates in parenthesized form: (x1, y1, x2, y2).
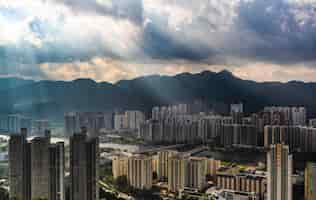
(1, 70, 316, 120)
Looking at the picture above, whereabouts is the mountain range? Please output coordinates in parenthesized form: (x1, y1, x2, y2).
(1, 70, 316, 121)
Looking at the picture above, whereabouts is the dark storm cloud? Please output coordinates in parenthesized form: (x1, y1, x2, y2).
(142, 21, 215, 61)
(2, 0, 316, 81)
(236, 0, 316, 64)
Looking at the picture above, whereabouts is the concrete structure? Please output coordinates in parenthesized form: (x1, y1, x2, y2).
(267, 144, 292, 200)
(32, 120, 50, 136)
(264, 125, 316, 152)
(216, 171, 266, 200)
(30, 133, 50, 199)
(221, 124, 257, 148)
(231, 103, 244, 114)
(168, 154, 187, 193)
(127, 155, 153, 190)
(8, 128, 31, 200)
(140, 119, 199, 144)
(49, 142, 65, 200)
(114, 113, 128, 130)
(305, 162, 316, 200)
(231, 103, 244, 124)
(205, 158, 221, 177)
(65, 112, 113, 136)
(126, 110, 145, 130)
(198, 116, 223, 140)
(186, 157, 207, 191)
(70, 129, 99, 200)
(264, 106, 306, 126)
(112, 156, 128, 179)
(7, 114, 32, 134)
(9, 129, 65, 200)
(309, 119, 316, 128)
(157, 150, 178, 181)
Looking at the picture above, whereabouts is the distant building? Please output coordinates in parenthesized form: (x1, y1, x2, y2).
(32, 120, 50, 136)
(127, 155, 152, 190)
(264, 125, 316, 152)
(126, 111, 145, 130)
(220, 124, 257, 148)
(7, 114, 32, 134)
(139, 119, 199, 144)
(198, 116, 224, 140)
(231, 103, 244, 124)
(69, 129, 99, 200)
(65, 112, 114, 137)
(309, 119, 316, 128)
(267, 144, 292, 200)
(114, 111, 145, 130)
(264, 106, 306, 126)
(305, 162, 316, 200)
(114, 113, 128, 130)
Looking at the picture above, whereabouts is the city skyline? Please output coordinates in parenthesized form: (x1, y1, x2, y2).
(1, 0, 316, 82)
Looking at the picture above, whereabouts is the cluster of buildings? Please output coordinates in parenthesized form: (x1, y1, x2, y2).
(140, 104, 316, 154)
(65, 110, 145, 136)
(112, 150, 221, 192)
(8, 127, 99, 200)
(112, 144, 316, 200)
(0, 114, 50, 136)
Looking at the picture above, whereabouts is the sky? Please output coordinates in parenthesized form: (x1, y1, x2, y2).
(1, 0, 316, 83)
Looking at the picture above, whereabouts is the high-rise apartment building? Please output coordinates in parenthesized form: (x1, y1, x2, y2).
(221, 124, 257, 148)
(127, 155, 153, 190)
(267, 144, 292, 200)
(157, 150, 178, 181)
(125, 110, 145, 130)
(168, 154, 187, 193)
(264, 125, 316, 152)
(65, 112, 113, 136)
(7, 114, 32, 134)
(30, 133, 50, 199)
(186, 157, 207, 191)
(70, 129, 99, 200)
(32, 120, 50, 136)
(49, 142, 65, 200)
(9, 129, 65, 200)
(112, 156, 128, 179)
(8, 128, 31, 200)
(305, 162, 316, 200)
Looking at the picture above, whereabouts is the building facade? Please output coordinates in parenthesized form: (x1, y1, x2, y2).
(267, 144, 292, 200)
(305, 162, 316, 200)
(70, 130, 99, 200)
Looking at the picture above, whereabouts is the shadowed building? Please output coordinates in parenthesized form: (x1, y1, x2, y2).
(49, 142, 65, 200)
(8, 128, 31, 200)
(31, 133, 50, 199)
(70, 128, 99, 200)
(9, 129, 65, 200)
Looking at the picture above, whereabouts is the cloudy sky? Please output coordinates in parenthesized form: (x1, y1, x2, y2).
(1, 0, 316, 82)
